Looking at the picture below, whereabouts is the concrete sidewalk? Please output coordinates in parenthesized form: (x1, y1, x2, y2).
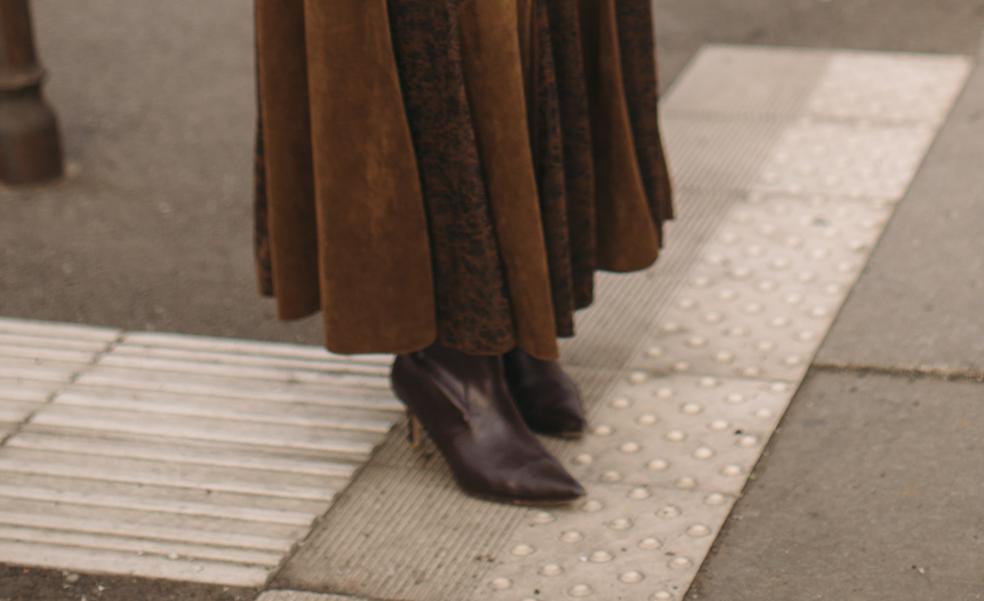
(2, 42, 977, 601)
(2, 1, 984, 600)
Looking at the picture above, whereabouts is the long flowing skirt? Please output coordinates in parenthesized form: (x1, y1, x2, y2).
(253, 0, 673, 359)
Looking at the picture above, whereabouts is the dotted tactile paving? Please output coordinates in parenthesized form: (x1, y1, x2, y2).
(630, 193, 896, 383)
(477, 486, 735, 601)
(754, 120, 934, 199)
(808, 52, 971, 125)
(462, 48, 969, 601)
(258, 593, 373, 601)
(572, 375, 791, 494)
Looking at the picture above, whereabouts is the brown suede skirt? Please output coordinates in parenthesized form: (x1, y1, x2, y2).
(254, 0, 673, 360)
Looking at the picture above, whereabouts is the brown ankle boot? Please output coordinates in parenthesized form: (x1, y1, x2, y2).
(502, 347, 587, 439)
(391, 344, 586, 505)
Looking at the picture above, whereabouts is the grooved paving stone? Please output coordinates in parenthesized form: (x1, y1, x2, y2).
(0, 319, 403, 587)
(686, 370, 984, 601)
(816, 59, 984, 373)
(271, 466, 525, 601)
(258, 593, 374, 601)
(662, 118, 789, 193)
(752, 119, 934, 199)
(0, 320, 116, 442)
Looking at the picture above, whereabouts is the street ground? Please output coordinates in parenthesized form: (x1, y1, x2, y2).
(2, 2, 984, 601)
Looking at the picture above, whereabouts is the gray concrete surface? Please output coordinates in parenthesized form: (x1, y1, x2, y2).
(815, 60, 984, 372)
(687, 369, 984, 601)
(0, 0, 323, 346)
(654, 0, 984, 91)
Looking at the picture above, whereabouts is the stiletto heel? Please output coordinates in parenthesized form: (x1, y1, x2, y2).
(406, 410, 424, 448)
(391, 344, 586, 505)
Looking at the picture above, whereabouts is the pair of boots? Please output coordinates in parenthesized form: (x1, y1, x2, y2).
(390, 344, 587, 505)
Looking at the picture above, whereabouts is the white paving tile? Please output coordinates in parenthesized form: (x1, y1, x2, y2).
(754, 120, 935, 199)
(0, 319, 401, 586)
(808, 51, 971, 124)
(0, 319, 119, 341)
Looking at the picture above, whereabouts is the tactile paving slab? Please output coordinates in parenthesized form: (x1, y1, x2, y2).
(0, 319, 402, 587)
(662, 46, 829, 118)
(257, 593, 371, 601)
(273, 46, 970, 601)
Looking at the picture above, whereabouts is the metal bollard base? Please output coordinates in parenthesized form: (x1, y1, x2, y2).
(0, 87, 64, 186)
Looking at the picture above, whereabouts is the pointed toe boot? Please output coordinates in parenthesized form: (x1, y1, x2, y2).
(390, 345, 586, 505)
(503, 347, 587, 438)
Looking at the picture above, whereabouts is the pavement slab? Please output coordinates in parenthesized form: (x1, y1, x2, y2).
(0, 318, 402, 588)
(684, 43, 984, 601)
(816, 56, 984, 373)
(652, 0, 984, 88)
(686, 369, 984, 601)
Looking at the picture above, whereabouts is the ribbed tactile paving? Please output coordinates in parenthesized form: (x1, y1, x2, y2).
(0, 319, 402, 587)
(273, 46, 970, 601)
(258, 593, 371, 601)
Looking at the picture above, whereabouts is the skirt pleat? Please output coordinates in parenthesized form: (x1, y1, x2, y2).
(543, 0, 599, 311)
(386, 1, 517, 354)
(526, 0, 577, 336)
(253, 0, 674, 359)
(615, 0, 675, 231)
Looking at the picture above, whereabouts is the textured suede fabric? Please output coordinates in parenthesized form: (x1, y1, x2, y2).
(581, 0, 662, 271)
(253, 0, 318, 316)
(457, 0, 559, 359)
(256, 0, 436, 354)
(616, 0, 675, 230)
(254, 0, 674, 360)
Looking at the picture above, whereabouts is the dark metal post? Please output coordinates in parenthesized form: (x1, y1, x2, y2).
(0, 0, 63, 185)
